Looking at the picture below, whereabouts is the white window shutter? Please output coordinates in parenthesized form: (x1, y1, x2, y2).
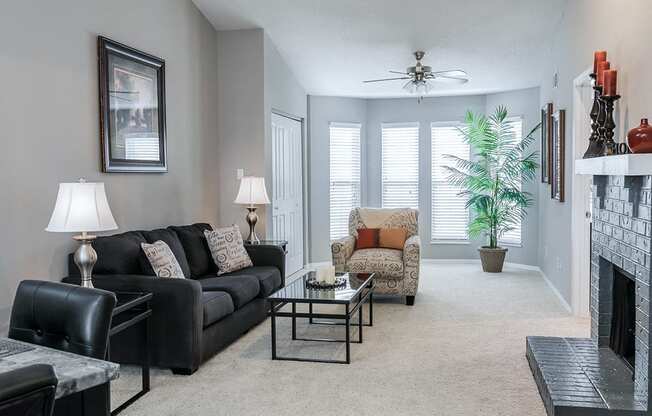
(381, 123, 419, 209)
(431, 122, 470, 242)
(500, 117, 523, 246)
(329, 122, 361, 240)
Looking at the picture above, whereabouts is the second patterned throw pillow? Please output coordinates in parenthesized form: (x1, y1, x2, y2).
(204, 225, 253, 275)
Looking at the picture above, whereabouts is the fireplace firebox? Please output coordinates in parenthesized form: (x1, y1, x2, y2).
(610, 267, 636, 370)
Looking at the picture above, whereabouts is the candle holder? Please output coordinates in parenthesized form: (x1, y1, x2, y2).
(601, 94, 621, 156)
(583, 74, 605, 158)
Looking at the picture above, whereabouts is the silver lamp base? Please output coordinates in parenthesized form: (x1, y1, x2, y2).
(73, 233, 98, 289)
(245, 207, 260, 243)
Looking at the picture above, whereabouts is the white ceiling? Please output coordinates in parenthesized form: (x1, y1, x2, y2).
(193, 0, 565, 98)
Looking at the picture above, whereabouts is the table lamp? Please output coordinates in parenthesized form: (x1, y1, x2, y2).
(46, 179, 118, 288)
(234, 176, 270, 243)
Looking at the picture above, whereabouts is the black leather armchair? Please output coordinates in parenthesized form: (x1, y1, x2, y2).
(9, 280, 117, 359)
(0, 364, 57, 416)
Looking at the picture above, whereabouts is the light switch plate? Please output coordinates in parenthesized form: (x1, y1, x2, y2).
(236, 169, 244, 180)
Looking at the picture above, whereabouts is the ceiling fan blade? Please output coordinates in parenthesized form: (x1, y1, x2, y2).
(427, 69, 469, 84)
(388, 70, 409, 75)
(363, 77, 411, 83)
(431, 69, 468, 78)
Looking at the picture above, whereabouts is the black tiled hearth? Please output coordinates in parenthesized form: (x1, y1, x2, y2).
(527, 337, 645, 415)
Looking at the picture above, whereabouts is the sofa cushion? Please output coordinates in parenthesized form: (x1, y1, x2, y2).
(224, 266, 282, 297)
(198, 275, 260, 309)
(348, 248, 404, 279)
(202, 291, 234, 328)
(92, 231, 147, 275)
(169, 224, 215, 277)
(140, 228, 191, 278)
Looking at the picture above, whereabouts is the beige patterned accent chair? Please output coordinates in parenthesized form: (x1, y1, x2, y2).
(331, 208, 420, 305)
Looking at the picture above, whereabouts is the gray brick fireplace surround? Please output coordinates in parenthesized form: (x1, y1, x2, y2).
(527, 174, 652, 416)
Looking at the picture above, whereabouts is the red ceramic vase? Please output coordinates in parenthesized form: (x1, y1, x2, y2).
(627, 119, 652, 153)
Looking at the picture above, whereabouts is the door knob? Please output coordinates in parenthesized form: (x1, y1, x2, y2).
(585, 211, 591, 219)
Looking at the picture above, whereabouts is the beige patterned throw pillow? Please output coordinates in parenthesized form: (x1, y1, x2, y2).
(204, 225, 253, 275)
(141, 241, 186, 279)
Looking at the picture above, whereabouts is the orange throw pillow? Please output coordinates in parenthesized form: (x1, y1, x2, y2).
(378, 228, 407, 250)
(356, 228, 379, 250)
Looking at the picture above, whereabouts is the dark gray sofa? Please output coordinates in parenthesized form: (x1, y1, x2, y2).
(63, 223, 285, 375)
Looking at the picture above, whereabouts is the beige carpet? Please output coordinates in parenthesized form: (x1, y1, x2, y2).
(114, 261, 589, 416)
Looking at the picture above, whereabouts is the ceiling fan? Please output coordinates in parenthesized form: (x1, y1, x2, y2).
(363, 51, 469, 101)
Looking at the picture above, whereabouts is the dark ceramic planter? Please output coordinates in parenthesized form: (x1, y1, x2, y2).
(478, 246, 508, 273)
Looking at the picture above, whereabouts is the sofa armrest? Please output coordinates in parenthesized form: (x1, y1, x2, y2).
(403, 235, 421, 295)
(62, 274, 203, 373)
(245, 245, 286, 287)
(331, 236, 356, 273)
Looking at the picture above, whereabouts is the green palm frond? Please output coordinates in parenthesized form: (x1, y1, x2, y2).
(444, 106, 541, 248)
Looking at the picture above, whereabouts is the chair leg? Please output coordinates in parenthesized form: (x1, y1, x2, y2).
(405, 296, 415, 306)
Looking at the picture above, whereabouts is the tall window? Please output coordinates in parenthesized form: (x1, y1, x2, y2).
(500, 117, 524, 246)
(329, 122, 361, 240)
(381, 123, 419, 209)
(431, 122, 470, 242)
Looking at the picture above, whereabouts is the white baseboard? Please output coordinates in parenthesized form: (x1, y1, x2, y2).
(536, 268, 572, 313)
(422, 259, 572, 313)
(422, 258, 539, 271)
(301, 258, 572, 313)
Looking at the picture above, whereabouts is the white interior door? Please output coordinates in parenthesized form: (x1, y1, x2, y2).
(271, 113, 304, 276)
(571, 69, 594, 318)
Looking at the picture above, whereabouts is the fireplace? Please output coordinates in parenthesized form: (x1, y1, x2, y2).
(609, 267, 636, 370)
(527, 174, 651, 416)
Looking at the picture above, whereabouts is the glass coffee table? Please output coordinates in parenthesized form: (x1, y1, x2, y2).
(266, 272, 374, 364)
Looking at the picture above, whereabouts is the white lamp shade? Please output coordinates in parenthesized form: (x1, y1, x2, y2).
(46, 182, 118, 233)
(234, 176, 271, 205)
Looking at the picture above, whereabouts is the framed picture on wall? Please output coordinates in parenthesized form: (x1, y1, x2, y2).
(98, 36, 167, 172)
(540, 103, 553, 184)
(551, 109, 565, 202)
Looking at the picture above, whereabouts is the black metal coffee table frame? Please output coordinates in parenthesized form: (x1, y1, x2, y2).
(267, 275, 374, 364)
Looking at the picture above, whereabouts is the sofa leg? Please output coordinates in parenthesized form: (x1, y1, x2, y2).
(171, 367, 196, 376)
(405, 296, 415, 306)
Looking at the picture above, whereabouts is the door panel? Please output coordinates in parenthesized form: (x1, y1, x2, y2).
(271, 113, 304, 276)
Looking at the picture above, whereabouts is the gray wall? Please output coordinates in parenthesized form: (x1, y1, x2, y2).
(308, 97, 368, 261)
(537, 0, 652, 305)
(308, 88, 541, 264)
(0, 0, 220, 330)
(263, 34, 308, 234)
(216, 29, 307, 237)
(216, 29, 266, 233)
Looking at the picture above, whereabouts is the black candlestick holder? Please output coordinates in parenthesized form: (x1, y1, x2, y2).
(583, 74, 605, 158)
(601, 94, 621, 156)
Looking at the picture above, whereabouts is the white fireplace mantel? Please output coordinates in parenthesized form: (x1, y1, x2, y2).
(575, 154, 652, 176)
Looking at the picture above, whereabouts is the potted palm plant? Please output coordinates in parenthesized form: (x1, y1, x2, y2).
(444, 106, 540, 272)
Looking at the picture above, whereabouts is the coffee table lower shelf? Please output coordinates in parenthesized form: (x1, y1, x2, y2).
(267, 286, 373, 364)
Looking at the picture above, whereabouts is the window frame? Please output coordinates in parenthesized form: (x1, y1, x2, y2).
(380, 121, 420, 210)
(430, 121, 471, 244)
(328, 121, 362, 241)
(498, 115, 525, 247)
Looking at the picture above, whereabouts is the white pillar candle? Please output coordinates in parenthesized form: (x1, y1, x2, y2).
(326, 266, 336, 284)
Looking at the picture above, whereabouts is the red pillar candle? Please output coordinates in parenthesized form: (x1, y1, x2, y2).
(603, 69, 618, 96)
(593, 51, 607, 74)
(597, 61, 610, 86)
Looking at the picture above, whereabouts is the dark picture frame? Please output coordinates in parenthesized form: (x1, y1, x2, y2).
(98, 36, 167, 172)
(551, 109, 565, 202)
(541, 103, 553, 184)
